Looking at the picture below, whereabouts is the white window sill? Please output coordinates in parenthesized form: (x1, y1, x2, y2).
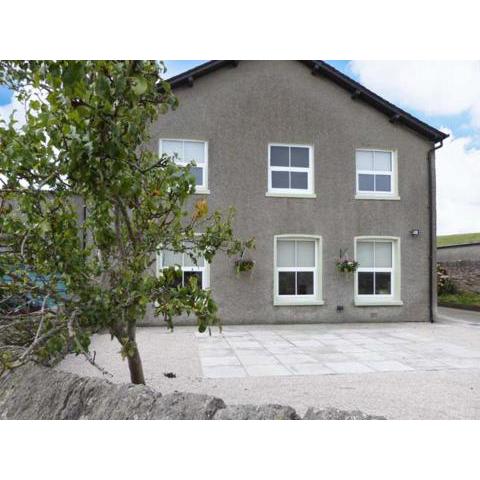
(274, 299, 325, 307)
(266, 192, 317, 199)
(354, 299, 404, 307)
(194, 189, 210, 195)
(355, 194, 400, 201)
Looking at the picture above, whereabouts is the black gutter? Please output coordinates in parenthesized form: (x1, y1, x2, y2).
(428, 140, 444, 323)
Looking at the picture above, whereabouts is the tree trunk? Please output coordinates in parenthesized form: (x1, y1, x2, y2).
(125, 322, 146, 385)
(127, 344, 146, 385)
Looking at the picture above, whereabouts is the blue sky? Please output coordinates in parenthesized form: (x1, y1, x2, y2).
(0, 85, 13, 106)
(1, 61, 479, 234)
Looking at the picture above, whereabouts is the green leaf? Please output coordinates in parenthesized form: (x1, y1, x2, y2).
(132, 77, 147, 95)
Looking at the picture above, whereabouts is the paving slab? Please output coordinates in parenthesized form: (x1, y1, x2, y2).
(324, 361, 374, 374)
(244, 364, 293, 377)
(365, 360, 414, 372)
(203, 365, 247, 378)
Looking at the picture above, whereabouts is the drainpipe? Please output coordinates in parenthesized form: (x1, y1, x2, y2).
(427, 139, 444, 323)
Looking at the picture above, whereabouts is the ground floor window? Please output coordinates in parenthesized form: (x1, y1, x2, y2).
(274, 235, 323, 305)
(157, 248, 209, 289)
(354, 237, 401, 305)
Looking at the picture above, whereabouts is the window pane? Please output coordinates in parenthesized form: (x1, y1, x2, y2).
(375, 175, 391, 192)
(375, 242, 392, 268)
(291, 147, 309, 167)
(162, 140, 183, 161)
(271, 171, 289, 189)
(184, 141, 205, 164)
(358, 174, 375, 191)
(184, 271, 203, 288)
(277, 240, 295, 267)
(279, 272, 295, 295)
(297, 271, 314, 295)
(291, 172, 308, 190)
(191, 166, 203, 186)
(163, 250, 182, 266)
(375, 272, 391, 295)
(297, 241, 315, 267)
(357, 242, 374, 268)
(374, 151, 392, 171)
(358, 272, 374, 294)
(270, 146, 289, 167)
(184, 253, 204, 267)
(356, 150, 374, 170)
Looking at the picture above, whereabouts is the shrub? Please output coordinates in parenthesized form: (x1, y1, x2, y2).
(437, 264, 457, 295)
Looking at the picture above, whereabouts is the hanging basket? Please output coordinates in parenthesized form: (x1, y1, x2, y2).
(335, 259, 359, 273)
(234, 258, 255, 274)
(335, 248, 358, 273)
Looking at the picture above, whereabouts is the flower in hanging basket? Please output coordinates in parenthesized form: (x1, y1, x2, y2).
(335, 258, 359, 273)
(234, 258, 255, 274)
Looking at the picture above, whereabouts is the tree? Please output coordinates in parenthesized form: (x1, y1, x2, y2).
(0, 61, 252, 384)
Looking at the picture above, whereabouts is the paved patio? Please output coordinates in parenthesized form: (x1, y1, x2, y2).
(197, 324, 480, 378)
(57, 310, 480, 419)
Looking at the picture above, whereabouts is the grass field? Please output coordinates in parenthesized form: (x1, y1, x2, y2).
(437, 232, 480, 247)
(438, 291, 480, 307)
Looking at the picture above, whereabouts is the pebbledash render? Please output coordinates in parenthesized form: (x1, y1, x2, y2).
(144, 60, 448, 325)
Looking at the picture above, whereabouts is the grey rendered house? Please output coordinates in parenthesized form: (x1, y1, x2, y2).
(147, 60, 448, 325)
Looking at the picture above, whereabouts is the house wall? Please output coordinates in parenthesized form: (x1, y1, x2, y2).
(144, 60, 435, 325)
(438, 244, 480, 294)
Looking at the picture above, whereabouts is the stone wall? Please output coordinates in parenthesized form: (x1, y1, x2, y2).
(0, 364, 385, 420)
(437, 244, 480, 294)
(438, 260, 480, 294)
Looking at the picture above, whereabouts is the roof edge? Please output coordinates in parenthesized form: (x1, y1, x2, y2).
(167, 60, 448, 143)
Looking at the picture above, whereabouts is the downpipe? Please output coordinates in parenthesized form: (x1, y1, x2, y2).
(427, 139, 444, 323)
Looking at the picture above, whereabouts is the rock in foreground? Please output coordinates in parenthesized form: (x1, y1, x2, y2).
(0, 364, 385, 420)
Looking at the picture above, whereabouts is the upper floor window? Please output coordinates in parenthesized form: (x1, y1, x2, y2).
(267, 144, 314, 197)
(159, 139, 209, 194)
(354, 237, 402, 306)
(157, 248, 209, 290)
(355, 149, 398, 199)
(274, 235, 324, 306)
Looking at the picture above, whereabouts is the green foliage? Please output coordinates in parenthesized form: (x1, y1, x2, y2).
(438, 291, 480, 307)
(335, 259, 359, 273)
(0, 61, 250, 382)
(234, 259, 255, 274)
(153, 266, 219, 332)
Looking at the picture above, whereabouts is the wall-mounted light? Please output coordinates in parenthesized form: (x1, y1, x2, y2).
(410, 229, 420, 237)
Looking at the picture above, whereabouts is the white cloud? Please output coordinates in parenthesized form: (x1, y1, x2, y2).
(436, 130, 480, 235)
(350, 61, 480, 125)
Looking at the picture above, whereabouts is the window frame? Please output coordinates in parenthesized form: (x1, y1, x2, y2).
(159, 138, 210, 194)
(355, 149, 399, 200)
(156, 248, 210, 290)
(273, 234, 324, 306)
(267, 143, 316, 198)
(354, 236, 403, 306)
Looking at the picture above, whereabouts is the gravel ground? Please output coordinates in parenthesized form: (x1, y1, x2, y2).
(57, 313, 480, 419)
